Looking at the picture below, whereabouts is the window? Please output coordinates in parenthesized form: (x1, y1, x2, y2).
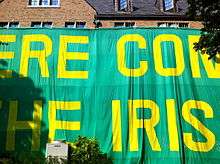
(179, 23, 189, 28)
(65, 22, 75, 28)
(31, 22, 52, 28)
(9, 22, 19, 28)
(31, 22, 42, 27)
(163, 0, 174, 11)
(0, 22, 8, 28)
(0, 22, 19, 28)
(114, 22, 135, 28)
(158, 22, 189, 28)
(168, 23, 178, 27)
(28, 0, 60, 7)
(114, 22, 124, 28)
(65, 22, 86, 28)
(42, 22, 53, 28)
(119, 0, 127, 10)
(125, 22, 135, 27)
(76, 22, 86, 28)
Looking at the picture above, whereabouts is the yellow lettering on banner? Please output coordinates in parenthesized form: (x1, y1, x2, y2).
(19, 34, 52, 77)
(188, 35, 220, 78)
(117, 34, 147, 77)
(48, 101, 81, 141)
(182, 100, 215, 152)
(58, 36, 89, 79)
(153, 34, 185, 76)
(6, 100, 42, 151)
(128, 99, 161, 151)
(112, 100, 122, 152)
(166, 99, 179, 151)
(0, 35, 16, 78)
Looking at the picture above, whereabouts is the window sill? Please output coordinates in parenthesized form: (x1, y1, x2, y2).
(27, 5, 60, 8)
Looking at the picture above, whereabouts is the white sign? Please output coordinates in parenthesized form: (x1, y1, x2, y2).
(46, 143, 68, 158)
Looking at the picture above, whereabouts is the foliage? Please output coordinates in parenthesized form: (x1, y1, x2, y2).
(0, 152, 45, 164)
(45, 156, 67, 164)
(187, 0, 220, 59)
(68, 136, 112, 164)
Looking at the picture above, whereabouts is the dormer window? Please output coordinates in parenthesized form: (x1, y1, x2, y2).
(28, 0, 60, 7)
(163, 0, 177, 12)
(115, 0, 133, 12)
(164, 0, 174, 11)
(119, 0, 127, 10)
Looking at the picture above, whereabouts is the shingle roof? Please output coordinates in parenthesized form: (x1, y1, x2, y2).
(86, 0, 188, 18)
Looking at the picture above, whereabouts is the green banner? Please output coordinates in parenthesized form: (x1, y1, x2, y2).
(0, 28, 220, 163)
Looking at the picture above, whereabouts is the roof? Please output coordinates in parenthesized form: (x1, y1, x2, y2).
(86, 0, 189, 19)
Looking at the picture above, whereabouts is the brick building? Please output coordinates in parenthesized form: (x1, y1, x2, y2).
(0, 0, 202, 28)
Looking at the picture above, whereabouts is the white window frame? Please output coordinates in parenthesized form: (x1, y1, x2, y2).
(31, 22, 53, 28)
(0, 22, 9, 28)
(64, 22, 86, 28)
(65, 22, 75, 28)
(114, 22, 136, 28)
(42, 22, 53, 28)
(0, 22, 20, 28)
(28, 0, 60, 7)
(157, 22, 189, 28)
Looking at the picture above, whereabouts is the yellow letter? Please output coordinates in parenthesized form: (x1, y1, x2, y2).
(6, 100, 42, 151)
(58, 36, 89, 79)
(48, 101, 81, 141)
(117, 34, 147, 77)
(128, 99, 161, 151)
(112, 100, 122, 152)
(153, 34, 185, 76)
(19, 34, 52, 77)
(188, 35, 220, 78)
(166, 99, 179, 151)
(0, 35, 16, 78)
(182, 100, 215, 152)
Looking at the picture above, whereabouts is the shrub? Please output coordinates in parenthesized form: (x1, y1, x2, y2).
(68, 136, 112, 164)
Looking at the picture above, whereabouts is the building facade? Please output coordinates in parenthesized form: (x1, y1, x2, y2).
(0, 0, 202, 28)
(0, 0, 95, 28)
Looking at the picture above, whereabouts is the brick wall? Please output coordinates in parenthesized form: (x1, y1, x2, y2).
(101, 20, 203, 28)
(0, 0, 203, 29)
(0, 0, 96, 28)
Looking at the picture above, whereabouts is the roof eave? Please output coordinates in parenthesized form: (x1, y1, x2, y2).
(95, 14, 190, 21)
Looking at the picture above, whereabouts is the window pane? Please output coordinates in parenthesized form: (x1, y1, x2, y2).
(76, 22, 86, 28)
(41, 0, 49, 5)
(42, 22, 52, 28)
(31, 22, 41, 27)
(169, 23, 178, 27)
(51, 0, 59, 5)
(164, 0, 174, 11)
(114, 22, 124, 27)
(179, 23, 189, 28)
(158, 23, 167, 27)
(0, 22, 8, 28)
(119, 0, 127, 10)
(30, 0, 39, 6)
(125, 22, 135, 27)
(65, 22, 75, 28)
(9, 22, 19, 28)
